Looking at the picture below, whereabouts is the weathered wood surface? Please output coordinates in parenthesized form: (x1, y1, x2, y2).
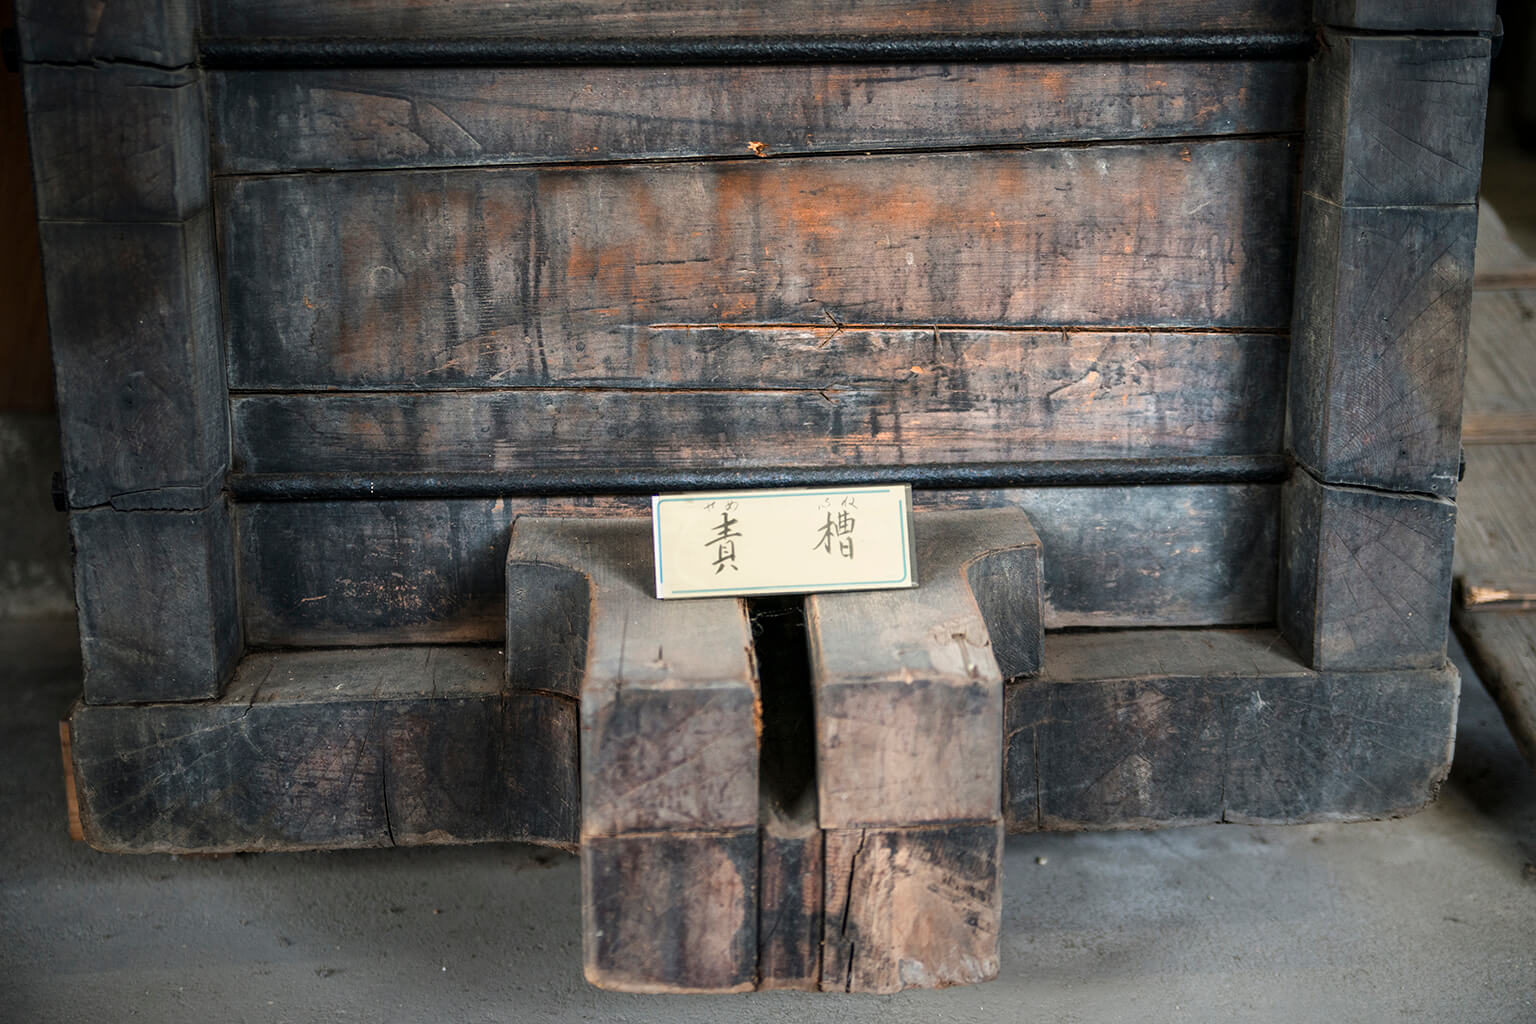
(14, 0, 195, 64)
(230, 332, 1288, 474)
(208, 61, 1303, 175)
(1455, 444, 1536, 594)
(24, 64, 207, 222)
(1472, 203, 1536, 292)
(1453, 611, 1536, 768)
(40, 216, 227, 510)
(1314, 0, 1497, 32)
(757, 793, 822, 990)
(582, 832, 758, 994)
(1304, 33, 1490, 208)
(1004, 628, 1460, 830)
(807, 509, 1037, 828)
(71, 502, 240, 706)
(219, 141, 1298, 375)
(70, 645, 580, 852)
(201, 0, 1307, 41)
(1279, 470, 1455, 672)
(1458, 575, 1536, 614)
(1287, 197, 1475, 497)
(822, 823, 1003, 993)
(1463, 291, 1536, 428)
(237, 486, 1276, 647)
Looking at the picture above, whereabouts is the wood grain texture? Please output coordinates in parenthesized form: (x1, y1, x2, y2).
(208, 61, 1304, 174)
(757, 795, 822, 991)
(23, 64, 207, 222)
(1279, 470, 1456, 672)
(505, 518, 760, 837)
(1287, 196, 1475, 496)
(237, 487, 1276, 648)
(582, 832, 758, 994)
(219, 141, 1299, 372)
(1004, 628, 1460, 830)
(1452, 610, 1536, 768)
(71, 501, 240, 706)
(1463, 290, 1536, 421)
(1314, 0, 1497, 32)
(40, 215, 226, 510)
(807, 510, 1037, 828)
(1304, 32, 1490, 208)
(14, 0, 195, 65)
(821, 823, 1003, 994)
(1454, 444, 1536, 599)
(69, 646, 579, 852)
(201, 0, 1307, 41)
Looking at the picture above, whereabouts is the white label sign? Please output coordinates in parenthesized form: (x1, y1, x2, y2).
(651, 485, 916, 599)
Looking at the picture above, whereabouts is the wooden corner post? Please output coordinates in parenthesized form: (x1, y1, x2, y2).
(17, 0, 241, 703)
(1281, 1, 1495, 670)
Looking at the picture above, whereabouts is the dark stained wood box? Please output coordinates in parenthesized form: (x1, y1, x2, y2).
(21, 0, 1494, 873)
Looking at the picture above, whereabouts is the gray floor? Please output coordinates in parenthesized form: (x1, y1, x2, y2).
(2, 615, 1532, 1023)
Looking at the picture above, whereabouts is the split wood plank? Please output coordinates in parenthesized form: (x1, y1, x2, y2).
(218, 140, 1299, 376)
(208, 61, 1303, 175)
(200, 0, 1308, 42)
(506, 517, 759, 991)
(1004, 628, 1460, 830)
(229, 330, 1288, 475)
(69, 646, 579, 852)
(807, 508, 1039, 829)
(237, 485, 1274, 647)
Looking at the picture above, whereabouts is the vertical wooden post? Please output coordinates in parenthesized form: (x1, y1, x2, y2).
(1281, 4, 1495, 670)
(17, 0, 241, 703)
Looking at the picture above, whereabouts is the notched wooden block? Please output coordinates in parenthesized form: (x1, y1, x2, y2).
(24, 64, 208, 222)
(1304, 32, 1490, 207)
(1280, 472, 1456, 671)
(821, 823, 1003, 994)
(1289, 197, 1474, 496)
(14, 0, 195, 65)
(72, 500, 240, 705)
(808, 509, 1039, 829)
(41, 215, 226, 509)
(583, 832, 758, 994)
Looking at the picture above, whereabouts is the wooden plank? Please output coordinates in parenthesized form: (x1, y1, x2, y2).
(1463, 290, 1536, 422)
(1455, 444, 1536, 602)
(229, 332, 1288, 475)
(1287, 196, 1475, 496)
(1458, 575, 1536, 613)
(237, 486, 1276, 648)
(208, 61, 1304, 175)
(1279, 470, 1456, 671)
(219, 141, 1299, 370)
(1473, 203, 1536, 292)
(1303, 33, 1490, 208)
(1462, 412, 1536, 445)
(59, 721, 83, 842)
(201, 0, 1308, 41)
(807, 509, 1037, 828)
(582, 832, 758, 994)
(23, 64, 207, 222)
(14, 0, 195, 65)
(1004, 628, 1461, 830)
(1452, 610, 1536, 768)
(1314, 0, 1497, 32)
(821, 823, 1003, 994)
(71, 501, 241, 706)
(69, 646, 579, 853)
(40, 216, 226, 510)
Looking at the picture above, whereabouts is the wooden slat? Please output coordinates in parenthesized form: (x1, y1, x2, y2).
(219, 141, 1299, 376)
(1464, 290, 1536, 422)
(1455, 444, 1536, 596)
(1004, 628, 1460, 830)
(70, 646, 580, 852)
(1452, 611, 1536, 768)
(1473, 203, 1536, 292)
(229, 334, 1287, 476)
(201, 0, 1308, 42)
(235, 486, 1277, 648)
(1458, 575, 1536, 613)
(208, 61, 1303, 175)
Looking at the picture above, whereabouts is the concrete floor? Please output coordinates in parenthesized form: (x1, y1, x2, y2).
(1, 616, 1532, 1023)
